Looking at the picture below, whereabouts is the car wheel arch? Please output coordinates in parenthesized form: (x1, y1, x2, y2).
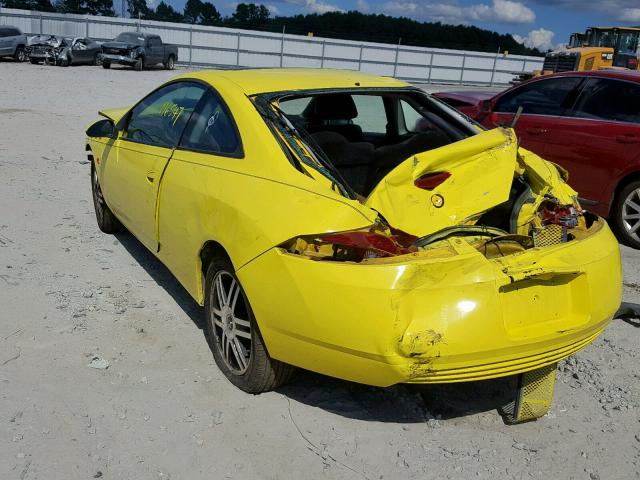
(609, 170, 640, 217)
(199, 240, 234, 303)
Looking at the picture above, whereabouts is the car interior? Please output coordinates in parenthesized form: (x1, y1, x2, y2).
(278, 91, 475, 195)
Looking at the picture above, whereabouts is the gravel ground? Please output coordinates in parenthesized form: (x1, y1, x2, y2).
(1, 62, 639, 480)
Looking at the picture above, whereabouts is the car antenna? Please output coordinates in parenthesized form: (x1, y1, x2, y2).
(510, 106, 524, 129)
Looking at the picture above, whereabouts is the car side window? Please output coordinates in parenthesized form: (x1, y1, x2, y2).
(400, 100, 428, 132)
(123, 82, 206, 148)
(352, 95, 387, 134)
(179, 90, 242, 155)
(572, 78, 640, 124)
(494, 77, 583, 116)
(0, 28, 8, 38)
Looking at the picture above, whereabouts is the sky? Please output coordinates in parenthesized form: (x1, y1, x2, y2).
(155, 0, 640, 51)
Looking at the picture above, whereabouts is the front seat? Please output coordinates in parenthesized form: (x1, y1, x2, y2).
(306, 94, 364, 142)
(311, 131, 374, 195)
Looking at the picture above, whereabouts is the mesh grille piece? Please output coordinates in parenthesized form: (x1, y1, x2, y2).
(532, 224, 567, 248)
(501, 363, 557, 424)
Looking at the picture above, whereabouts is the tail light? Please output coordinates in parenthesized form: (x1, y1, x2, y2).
(414, 171, 450, 190)
(285, 229, 417, 262)
(321, 231, 416, 257)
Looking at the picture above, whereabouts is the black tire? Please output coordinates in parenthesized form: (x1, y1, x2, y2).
(94, 53, 102, 66)
(611, 180, 640, 249)
(134, 57, 143, 71)
(30, 58, 40, 65)
(91, 161, 121, 234)
(163, 55, 175, 70)
(14, 46, 26, 62)
(58, 57, 70, 67)
(204, 257, 295, 393)
(102, 61, 110, 69)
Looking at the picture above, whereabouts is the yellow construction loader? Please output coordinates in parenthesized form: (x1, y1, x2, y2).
(545, 27, 640, 73)
(514, 27, 640, 83)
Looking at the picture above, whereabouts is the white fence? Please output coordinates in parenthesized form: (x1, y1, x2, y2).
(0, 7, 543, 85)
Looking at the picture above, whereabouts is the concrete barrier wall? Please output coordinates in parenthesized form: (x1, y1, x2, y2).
(0, 7, 543, 85)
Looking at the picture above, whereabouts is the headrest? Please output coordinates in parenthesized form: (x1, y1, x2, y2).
(310, 131, 348, 145)
(310, 94, 358, 120)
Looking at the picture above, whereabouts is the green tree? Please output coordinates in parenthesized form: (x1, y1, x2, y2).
(230, 3, 270, 29)
(184, 0, 222, 26)
(126, 0, 150, 18)
(151, 1, 183, 22)
(2, 0, 56, 11)
(56, 0, 113, 15)
(183, 0, 202, 23)
(199, 2, 220, 25)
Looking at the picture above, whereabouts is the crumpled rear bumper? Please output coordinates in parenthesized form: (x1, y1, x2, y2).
(238, 218, 621, 387)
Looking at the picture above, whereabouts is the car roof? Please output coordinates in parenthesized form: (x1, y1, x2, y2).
(184, 68, 410, 95)
(529, 69, 640, 83)
(120, 31, 155, 37)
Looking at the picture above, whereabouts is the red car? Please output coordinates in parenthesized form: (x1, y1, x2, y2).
(434, 70, 640, 248)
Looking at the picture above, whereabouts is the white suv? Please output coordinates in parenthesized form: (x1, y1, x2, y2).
(0, 26, 27, 62)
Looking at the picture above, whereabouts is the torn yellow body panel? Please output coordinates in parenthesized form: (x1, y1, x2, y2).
(366, 128, 518, 237)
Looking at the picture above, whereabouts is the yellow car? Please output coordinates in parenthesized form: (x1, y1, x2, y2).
(86, 68, 621, 421)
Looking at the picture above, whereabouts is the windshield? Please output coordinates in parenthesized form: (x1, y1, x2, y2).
(31, 35, 55, 43)
(568, 33, 585, 48)
(254, 89, 478, 198)
(615, 31, 640, 54)
(586, 29, 640, 53)
(590, 29, 615, 48)
(114, 32, 145, 45)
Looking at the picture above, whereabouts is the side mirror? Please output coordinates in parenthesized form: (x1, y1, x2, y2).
(480, 99, 492, 114)
(86, 119, 115, 138)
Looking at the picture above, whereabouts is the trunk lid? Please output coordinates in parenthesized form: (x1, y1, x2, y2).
(366, 128, 518, 238)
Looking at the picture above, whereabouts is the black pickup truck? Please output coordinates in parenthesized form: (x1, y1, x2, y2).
(101, 32, 178, 71)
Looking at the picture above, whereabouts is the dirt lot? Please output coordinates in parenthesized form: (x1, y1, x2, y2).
(1, 62, 639, 480)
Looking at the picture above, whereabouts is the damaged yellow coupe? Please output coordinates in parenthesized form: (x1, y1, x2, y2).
(86, 69, 621, 422)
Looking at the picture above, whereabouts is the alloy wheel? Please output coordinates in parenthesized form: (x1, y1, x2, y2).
(209, 271, 252, 374)
(622, 187, 640, 242)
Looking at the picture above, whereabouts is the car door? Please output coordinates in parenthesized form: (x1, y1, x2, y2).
(488, 76, 584, 159)
(0, 28, 11, 56)
(102, 81, 206, 250)
(87, 39, 100, 61)
(543, 77, 640, 211)
(73, 38, 91, 63)
(147, 37, 162, 64)
(157, 88, 243, 288)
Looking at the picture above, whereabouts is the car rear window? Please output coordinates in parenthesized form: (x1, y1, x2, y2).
(572, 78, 640, 124)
